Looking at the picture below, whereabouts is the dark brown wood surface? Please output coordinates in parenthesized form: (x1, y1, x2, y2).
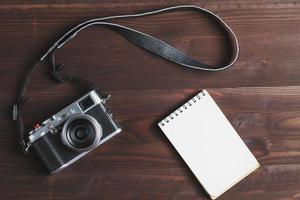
(1, 0, 300, 199)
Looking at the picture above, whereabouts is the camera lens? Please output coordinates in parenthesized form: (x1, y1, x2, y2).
(75, 127, 88, 140)
(68, 121, 94, 148)
(61, 114, 102, 152)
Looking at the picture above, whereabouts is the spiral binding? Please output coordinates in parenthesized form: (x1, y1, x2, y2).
(159, 91, 206, 127)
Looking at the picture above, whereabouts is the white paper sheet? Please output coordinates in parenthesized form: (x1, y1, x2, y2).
(158, 90, 259, 199)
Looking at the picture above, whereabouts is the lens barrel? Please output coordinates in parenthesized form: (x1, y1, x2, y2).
(61, 114, 102, 152)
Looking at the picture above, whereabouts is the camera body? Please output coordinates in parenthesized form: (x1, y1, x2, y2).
(28, 90, 121, 175)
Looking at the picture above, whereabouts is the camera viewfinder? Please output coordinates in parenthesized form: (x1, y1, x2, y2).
(79, 96, 94, 111)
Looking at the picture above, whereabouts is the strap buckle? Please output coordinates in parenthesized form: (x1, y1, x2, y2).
(50, 63, 66, 83)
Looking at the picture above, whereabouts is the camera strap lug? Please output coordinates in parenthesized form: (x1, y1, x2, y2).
(102, 94, 111, 104)
(49, 125, 58, 134)
(20, 140, 31, 153)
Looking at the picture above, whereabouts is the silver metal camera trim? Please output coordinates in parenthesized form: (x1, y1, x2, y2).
(28, 90, 102, 144)
(50, 127, 121, 175)
(27, 90, 122, 175)
(61, 113, 103, 152)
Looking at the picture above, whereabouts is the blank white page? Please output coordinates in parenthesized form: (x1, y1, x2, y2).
(158, 90, 259, 199)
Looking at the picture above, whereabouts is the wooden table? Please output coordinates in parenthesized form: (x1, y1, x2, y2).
(1, 1, 300, 199)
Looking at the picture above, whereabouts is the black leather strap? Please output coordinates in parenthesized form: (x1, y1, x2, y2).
(13, 5, 239, 152)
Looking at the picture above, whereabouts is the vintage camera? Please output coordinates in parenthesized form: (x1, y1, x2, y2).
(28, 90, 121, 174)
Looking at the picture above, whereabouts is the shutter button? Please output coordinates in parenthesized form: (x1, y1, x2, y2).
(34, 124, 40, 130)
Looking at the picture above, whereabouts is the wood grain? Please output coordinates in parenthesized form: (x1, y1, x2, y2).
(1, 1, 300, 199)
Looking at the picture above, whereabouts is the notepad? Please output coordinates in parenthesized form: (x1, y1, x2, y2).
(158, 90, 259, 199)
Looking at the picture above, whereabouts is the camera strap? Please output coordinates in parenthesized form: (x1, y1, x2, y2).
(13, 5, 239, 152)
